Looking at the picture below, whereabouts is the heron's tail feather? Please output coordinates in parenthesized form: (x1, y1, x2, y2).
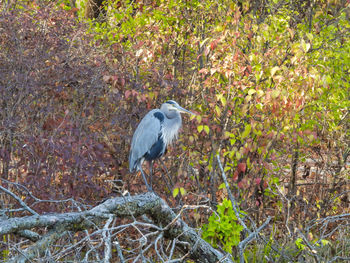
(129, 152, 142, 173)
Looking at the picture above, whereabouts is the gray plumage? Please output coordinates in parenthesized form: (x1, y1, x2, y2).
(129, 100, 194, 190)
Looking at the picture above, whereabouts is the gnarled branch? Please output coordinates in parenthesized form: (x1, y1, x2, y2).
(1, 192, 233, 263)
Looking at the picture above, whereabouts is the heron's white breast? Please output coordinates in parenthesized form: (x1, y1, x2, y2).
(161, 117, 182, 146)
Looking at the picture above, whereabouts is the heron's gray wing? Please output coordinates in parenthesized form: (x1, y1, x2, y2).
(129, 109, 163, 172)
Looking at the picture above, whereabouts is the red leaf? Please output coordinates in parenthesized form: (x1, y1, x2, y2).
(233, 170, 238, 181)
(255, 177, 261, 185)
(120, 78, 125, 86)
(103, 75, 110, 82)
(263, 181, 268, 188)
(237, 162, 246, 173)
(198, 68, 208, 74)
(125, 90, 131, 99)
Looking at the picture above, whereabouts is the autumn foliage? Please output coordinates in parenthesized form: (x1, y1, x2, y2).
(0, 0, 349, 261)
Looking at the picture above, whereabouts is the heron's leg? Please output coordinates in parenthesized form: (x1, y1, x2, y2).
(139, 165, 152, 191)
(149, 160, 153, 189)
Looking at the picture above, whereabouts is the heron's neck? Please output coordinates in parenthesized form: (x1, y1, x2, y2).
(162, 114, 182, 146)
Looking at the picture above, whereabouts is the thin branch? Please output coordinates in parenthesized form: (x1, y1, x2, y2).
(238, 217, 272, 263)
(154, 231, 165, 263)
(113, 237, 125, 262)
(15, 230, 41, 242)
(328, 256, 350, 263)
(0, 185, 38, 216)
(297, 230, 320, 263)
(103, 215, 114, 263)
(10, 227, 69, 263)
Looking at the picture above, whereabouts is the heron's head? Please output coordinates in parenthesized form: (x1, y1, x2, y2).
(161, 100, 195, 117)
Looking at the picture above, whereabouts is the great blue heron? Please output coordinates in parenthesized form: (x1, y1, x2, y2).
(129, 100, 194, 191)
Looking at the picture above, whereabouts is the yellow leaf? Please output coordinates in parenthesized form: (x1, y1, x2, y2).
(215, 105, 221, 116)
(306, 32, 313, 41)
(204, 125, 210, 134)
(236, 151, 241, 160)
(270, 66, 280, 77)
(248, 89, 256, 95)
(272, 89, 280, 98)
(221, 97, 227, 106)
(180, 187, 186, 196)
(197, 125, 203, 133)
(200, 37, 211, 49)
(257, 89, 264, 97)
(305, 43, 311, 52)
(301, 39, 311, 53)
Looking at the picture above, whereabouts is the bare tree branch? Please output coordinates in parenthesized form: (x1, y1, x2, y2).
(1, 192, 234, 263)
(0, 185, 38, 216)
(103, 215, 114, 263)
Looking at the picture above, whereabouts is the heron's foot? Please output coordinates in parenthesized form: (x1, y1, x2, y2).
(139, 168, 153, 192)
(145, 184, 153, 192)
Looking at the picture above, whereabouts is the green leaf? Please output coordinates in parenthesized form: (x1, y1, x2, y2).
(173, 188, 179, 198)
(217, 94, 227, 106)
(215, 105, 221, 116)
(241, 124, 251, 139)
(219, 183, 226, 189)
(295, 238, 306, 250)
(236, 151, 241, 160)
(321, 239, 330, 246)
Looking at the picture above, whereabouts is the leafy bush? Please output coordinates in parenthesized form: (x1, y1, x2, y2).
(202, 198, 244, 253)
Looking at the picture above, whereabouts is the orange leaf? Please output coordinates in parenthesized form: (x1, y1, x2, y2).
(210, 39, 218, 50)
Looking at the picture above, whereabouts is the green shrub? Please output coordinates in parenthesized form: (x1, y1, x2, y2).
(202, 198, 244, 253)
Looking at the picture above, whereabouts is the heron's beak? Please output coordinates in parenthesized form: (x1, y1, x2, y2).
(174, 105, 196, 115)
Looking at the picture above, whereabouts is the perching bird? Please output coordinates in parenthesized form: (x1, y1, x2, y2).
(129, 100, 194, 191)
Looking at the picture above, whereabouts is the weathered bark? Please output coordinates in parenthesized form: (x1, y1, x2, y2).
(1, 192, 233, 263)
